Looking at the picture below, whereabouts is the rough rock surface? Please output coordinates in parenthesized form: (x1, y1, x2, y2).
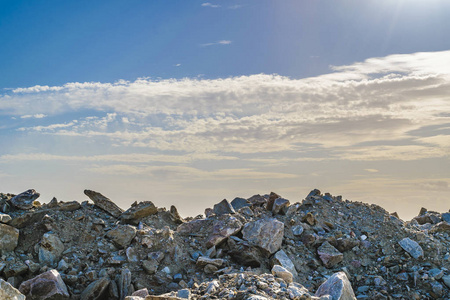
(120, 201, 158, 225)
(39, 232, 65, 267)
(0, 223, 19, 252)
(1, 188, 450, 299)
(19, 269, 69, 299)
(83, 190, 124, 218)
(0, 279, 26, 300)
(315, 272, 356, 300)
(11, 189, 40, 210)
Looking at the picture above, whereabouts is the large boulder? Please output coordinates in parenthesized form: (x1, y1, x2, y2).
(120, 201, 158, 225)
(317, 241, 343, 268)
(205, 216, 242, 248)
(398, 237, 423, 259)
(39, 232, 64, 267)
(11, 189, 40, 210)
(19, 269, 69, 300)
(242, 218, 284, 255)
(315, 272, 357, 300)
(84, 190, 124, 218)
(0, 223, 19, 252)
(0, 278, 26, 300)
(106, 225, 137, 248)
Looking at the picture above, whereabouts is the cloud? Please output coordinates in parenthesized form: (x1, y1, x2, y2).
(200, 40, 232, 47)
(201, 3, 221, 8)
(1, 50, 449, 162)
(365, 169, 379, 173)
(20, 114, 47, 119)
(228, 5, 243, 9)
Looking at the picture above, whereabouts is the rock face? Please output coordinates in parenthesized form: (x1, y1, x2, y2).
(317, 241, 343, 268)
(271, 264, 293, 283)
(272, 249, 297, 277)
(0, 223, 19, 252)
(242, 218, 284, 254)
(315, 272, 357, 300)
(84, 189, 124, 218)
(213, 199, 235, 215)
(106, 225, 137, 248)
(205, 216, 242, 248)
(398, 237, 424, 259)
(0, 279, 26, 300)
(11, 189, 40, 210)
(19, 269, 69, 299)
(120, 201, 158, 225)
(39, 232, 64, 267)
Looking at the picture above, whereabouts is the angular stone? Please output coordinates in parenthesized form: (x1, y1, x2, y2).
(315, 272, 356, 300)
(19, 269, 69, 299)
(80, 277, 110, 300)
(169, 205, 184, 224)
(306, 189, 321, 200)
(272, 249, 297, 276)
(227, 237, 266, 267)
(39, 232, 65, 267)
(242, 218, 284, 255)
(11, 189, 40, 210)
(121, 201, 158, 225)
(205, 216, 242, 248)
(230, 197, 250, 211)
(0, 279, 26, 300)
(302, 212, 316, 225)
(266, 192, 280, 211)
(132, 288, 149, 298)
(177, 289, 190, 299)
(106, 225, 137, 248)
(430, 221, 450, 233)
(0, 212, 12, 224)
(442, 275, 450, 289)
(142, 260, 159, 275)
(213, 199, 235, 215)
(398, 237, 423, 259)
(246, 194, 267, 207)
(272, 197, 290, 215)
(0, 223, 19, 252)
(317, 241, 343, 268)
(196, 256, 224, 267)
(3, 261, 28, 278)
(58, 201, 81, 212)
(291, 224, 304, 236)
(84, 189, 124, 218)
(119, 268, 132, 300)
(9, 210, 49, 229)
(442, 212, 450, 223)
(271, 264, 293, 283)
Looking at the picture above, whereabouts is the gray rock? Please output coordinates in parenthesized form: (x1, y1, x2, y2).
(106, 225, 137, 248)
(246, 194, 267, 207)
(205, 216, 242, 248)
(131, 288, 149, 297)
(0, 212, 12, 224)
(196, 256, 224, 267)
(292, 224, 304, 236)
(428, 268, 444, 280)
(266, 192, 281, 211)
(315, 271, 357, 300)
(317, 241, 343, 268)
(19, 269, 69, 299)
(0, 278, 26, 300)
(398, 237, 423, 259)
(39, 232, 64, 267)
(442, 275, 450, 289)
(271, 264, 293, 283)
(84, 189, 124, 218)
(3, 261, 28, 278)
(442, 212, 450, 223)
(11, 189, 40, 210)
(242, 218, 284, 255)
(120, 201, 158, 225)
(230, 197, 250, 210)
(80, 277, 110, 300)
(272, 249, 298, 277)
(119, 268, 132, 300)
(430, 221, 450, 233)
(213, 199, 235, 215)
(0, 223, 19, 252)
(177, 288, 191, 299)
(430, 281, 443, 298)
(272, 197, 290, 215)
(142, 260, 158, 275)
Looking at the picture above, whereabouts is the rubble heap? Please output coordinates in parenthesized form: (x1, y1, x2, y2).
(0, 188, 449, 299)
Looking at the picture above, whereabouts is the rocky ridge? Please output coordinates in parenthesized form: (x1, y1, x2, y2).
(0, 188, 450, 299)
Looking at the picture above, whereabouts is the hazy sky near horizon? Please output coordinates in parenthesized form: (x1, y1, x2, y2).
(1, 0, 449, 220)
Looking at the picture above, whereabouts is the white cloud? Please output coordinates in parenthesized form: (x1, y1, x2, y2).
(201, 2, 221, 8)
(200, 40, 232, 47)
(20, 114, 47, 119)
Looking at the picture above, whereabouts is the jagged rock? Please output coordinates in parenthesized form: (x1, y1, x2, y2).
(3, 261, 28, 278)
(120, 201, 158, 225)
(0, 212, 12, 223)
(132, 288, 149, 298)
(246, 194, 267, 206)
(84, 189, 124, 218)
(39, 232, 64, 267)
(106, 225, 137, 248)
(119, 268, 132, 300)
(169, 205, 184, 224)
(317, 241, 343, 268)
(271, 249, 297, 276)
(442, 212, 450, 223)
(80, 277, 110, 300)
(9, 210, 49, 228)
(430, 221, 450, 233)
(227, 237, 266, 267)
(196, 257, 224, 267)
(205, 216, 242, 248)
(266, 192, 280, 211)
(213, 199, 235, 215)
(142, 260, 159, 275)
(398, 237, 423, 259)
(11, 189, 40, 210)
(271, 264, 293, 283)
(58, 201, 81, 211)
(0, 223, 19, 252)
(315, 272, 356, 300)
(0, 278, 26, 300)
(442, 275, 450, 289)
(230, 197, 250, 211)
(291, 224, 304, 236)
(302, 212, 316, 225)
(272, 197, 290, 215)
(19, 269, 69, 299)
(242, 218, 284, 254)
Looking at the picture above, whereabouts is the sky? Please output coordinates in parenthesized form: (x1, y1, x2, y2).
(0, 0, 449, 220)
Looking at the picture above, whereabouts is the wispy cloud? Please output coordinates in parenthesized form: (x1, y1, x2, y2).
(200, 40, 232, 47)
(20, 114, 47, 119)
(201, 3, 221, 8)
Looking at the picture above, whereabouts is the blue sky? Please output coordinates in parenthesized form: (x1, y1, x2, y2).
(1, 0, 449, 219)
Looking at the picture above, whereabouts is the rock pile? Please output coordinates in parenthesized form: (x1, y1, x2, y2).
(0, 189, 450, 299)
